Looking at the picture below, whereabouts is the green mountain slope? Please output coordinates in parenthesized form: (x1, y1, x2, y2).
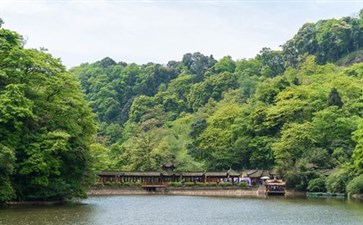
(71, 11, 363, 193)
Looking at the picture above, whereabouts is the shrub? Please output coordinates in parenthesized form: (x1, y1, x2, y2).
(219, 182, 232, 187)
(206, 182, 218, 187)
(121, 182, 131, 187)
(284, 170, 319, 191)
(195, 182, 207, 187)
(346, 175, 363, 195)
(307, 177, 327, 192)
(236, 182, 248, 188)
(184, 182, 195, 187)
(168, 182, 182, 187)
(326, 169, 350, 193)
(104, 181, 113, 186)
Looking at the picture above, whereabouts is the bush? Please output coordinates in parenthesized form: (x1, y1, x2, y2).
(326, 169, 350, 193)
(307, 177, 327, 192)
(168, 182, 182, 187)
(0, 178, 15, 203)
(184, 182, 195, 187)
(236, 182, 248, 188)
(219, 182, 232, 187)
(195, 182, 207, 187)
(206, 182, 218, 187)
(346, 175, 363, 195)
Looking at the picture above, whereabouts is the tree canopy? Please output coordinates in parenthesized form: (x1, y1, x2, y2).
(0, 24, 96, 203)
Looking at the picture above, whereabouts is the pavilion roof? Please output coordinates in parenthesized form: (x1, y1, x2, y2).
(246, 170, 263, 178)
(205, 172, 228, 177)
(181, 172, 205, 177)
(228, 169, 241, 176)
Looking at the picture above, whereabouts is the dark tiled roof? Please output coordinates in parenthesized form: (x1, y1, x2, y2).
(247, 170, 263, 178)
(228, 169, 241, 176)
(181, 172, 204, 177)
(206, 172, 228, 177)
(97, 171, 163, 177)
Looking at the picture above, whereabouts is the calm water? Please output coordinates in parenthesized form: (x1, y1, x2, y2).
(1, 196, 363, 225)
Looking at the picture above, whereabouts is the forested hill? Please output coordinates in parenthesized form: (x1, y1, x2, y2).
(71, 11, 363, 193)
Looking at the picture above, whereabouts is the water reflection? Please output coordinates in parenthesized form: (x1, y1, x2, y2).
(0, 202, 95, 225)
(1, 196, 363, 225)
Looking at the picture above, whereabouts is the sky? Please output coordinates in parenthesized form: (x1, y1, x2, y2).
(1, 0, 363, 68)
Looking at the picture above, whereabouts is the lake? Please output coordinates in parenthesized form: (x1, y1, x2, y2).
(1, 196, 363, 225)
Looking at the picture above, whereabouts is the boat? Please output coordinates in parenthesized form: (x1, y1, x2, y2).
(265, 179, 286, 195)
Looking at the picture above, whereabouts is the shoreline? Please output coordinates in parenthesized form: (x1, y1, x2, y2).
(6, 188, 361, 205)
(86, 186, 306, 198)
(352, 194, 363, 200)
(6, 200, 64, 206)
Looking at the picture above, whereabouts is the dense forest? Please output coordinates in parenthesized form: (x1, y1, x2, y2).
(1, 11, 363, 203)
(0, 20, 96, 203)
(72, 11, 363, 194)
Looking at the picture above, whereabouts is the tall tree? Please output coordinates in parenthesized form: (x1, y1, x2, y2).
(0, 24, 96, 202)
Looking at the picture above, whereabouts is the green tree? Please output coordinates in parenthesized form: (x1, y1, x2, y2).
(307, 176, 327, 192)
(188, 72, 239, 111)
(0, 144, 15, 202)
(120, 128, 172, 171)
(193, 100, 242, 170)
(0, 25, 96, 202)
(346, 175, 363, 195)
(352, 120, 363, 176)
(214, 56, 236, 73)
(326, 168, 350, 193)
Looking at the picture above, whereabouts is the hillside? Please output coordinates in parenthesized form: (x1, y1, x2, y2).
(71, 11, 363, 193)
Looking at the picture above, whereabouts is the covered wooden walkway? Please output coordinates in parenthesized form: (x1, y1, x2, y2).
(96, 169, 278, 186)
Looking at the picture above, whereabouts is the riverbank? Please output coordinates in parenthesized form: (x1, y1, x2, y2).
(87, 186, 305, 198)
(352, 194, 363, 200)
(6, 200, 64, 206)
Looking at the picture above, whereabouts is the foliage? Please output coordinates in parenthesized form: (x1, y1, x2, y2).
(236, 182, 248, 188)
(352, 120, 363, 176)
(307, 176, 327, 192)
(282, 15, 363, 66)
(219, 182, 232, 187)
(67, 11, 363, 193)
(90, 143, 113, 171)
(346, 175, 363, 194)
(0, 25, 96, 202)
(0, 144, 15, 202)
(168, 182, 182, 187)
(326, 169, 350, 193)
(214, 56, 236, 73)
